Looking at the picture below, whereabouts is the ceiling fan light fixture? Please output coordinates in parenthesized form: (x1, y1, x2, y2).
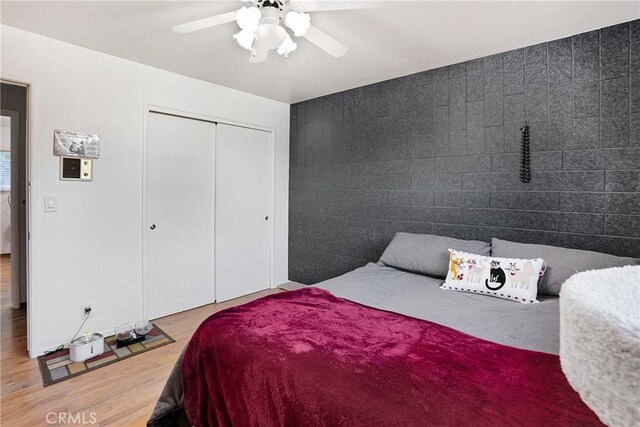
(233, 29, 255, 50)
(235, 6, 261, 32)
(255, 23, 287, 49)
(284, 11, 311, 37)
(254, 7, 287, 50)
(277, 33, 297, 58)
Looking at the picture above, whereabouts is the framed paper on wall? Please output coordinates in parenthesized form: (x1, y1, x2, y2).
(53, 130, 100, 159)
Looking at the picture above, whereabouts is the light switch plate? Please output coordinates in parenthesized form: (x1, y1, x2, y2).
(44, 196, 57, 212)
(80, 159, 92, 180)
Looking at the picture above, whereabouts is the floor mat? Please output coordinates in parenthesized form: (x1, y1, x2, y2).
(37, 323, 174, 386)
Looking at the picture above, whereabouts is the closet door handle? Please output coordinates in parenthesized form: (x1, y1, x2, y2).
(150, 224, 156, 230)
(265, 216, 269, 221)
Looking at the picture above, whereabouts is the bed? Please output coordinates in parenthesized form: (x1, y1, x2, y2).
(147, 234, 638, 427)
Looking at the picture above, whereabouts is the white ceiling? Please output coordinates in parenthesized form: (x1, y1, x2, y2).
(2, 1, 638, 103)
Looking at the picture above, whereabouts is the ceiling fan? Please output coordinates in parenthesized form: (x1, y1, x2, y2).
(172, 0, 381, 63)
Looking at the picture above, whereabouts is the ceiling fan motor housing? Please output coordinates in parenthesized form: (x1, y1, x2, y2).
(260, 0, 283, 10)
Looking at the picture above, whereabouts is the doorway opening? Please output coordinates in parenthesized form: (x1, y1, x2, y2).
(1, 81, 29, 355)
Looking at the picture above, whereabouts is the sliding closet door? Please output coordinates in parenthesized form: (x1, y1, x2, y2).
(144, 112, 215, 319)
(215, 124, 271, 302)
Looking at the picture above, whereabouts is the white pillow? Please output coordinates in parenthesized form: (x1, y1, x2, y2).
(441, 249, 546, 304)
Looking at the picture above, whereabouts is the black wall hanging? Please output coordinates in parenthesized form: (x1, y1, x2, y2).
(520, 122, 531, 183)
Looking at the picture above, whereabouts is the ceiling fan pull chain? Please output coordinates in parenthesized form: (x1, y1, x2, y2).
(520, 122, 531, 184)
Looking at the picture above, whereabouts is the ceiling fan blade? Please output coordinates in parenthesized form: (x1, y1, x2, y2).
(172, 11, 237, 34)
(303, 25, 348, 57)
(249, 43, 269, 63)
(296, 1, 382, 12)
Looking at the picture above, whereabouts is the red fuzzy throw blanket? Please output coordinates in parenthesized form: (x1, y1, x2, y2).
(182, 288, 602, 426)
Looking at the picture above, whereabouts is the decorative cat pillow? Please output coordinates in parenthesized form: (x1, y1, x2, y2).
(441, 249, 546, 303)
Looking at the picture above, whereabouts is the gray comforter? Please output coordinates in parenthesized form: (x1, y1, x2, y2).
(316, 263, 559, 354)
(147, 263, 560, 426)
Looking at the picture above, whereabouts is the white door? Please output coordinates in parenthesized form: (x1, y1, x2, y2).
(215, 124, 271, 302)
(144, 112, 215, 319)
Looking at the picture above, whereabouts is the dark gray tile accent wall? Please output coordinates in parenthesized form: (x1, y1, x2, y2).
(289, 20, 640, 284)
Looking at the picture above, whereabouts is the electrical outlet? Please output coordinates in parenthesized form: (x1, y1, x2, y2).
(81, 304, 94, 320)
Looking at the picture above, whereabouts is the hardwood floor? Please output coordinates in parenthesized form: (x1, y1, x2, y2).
(0, 255, 281, 426)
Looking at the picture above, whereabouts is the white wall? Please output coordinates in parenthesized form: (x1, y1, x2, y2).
(0, 25, 290, 357)
(0, 119, 10, 150)
(1, 121, 10, 254)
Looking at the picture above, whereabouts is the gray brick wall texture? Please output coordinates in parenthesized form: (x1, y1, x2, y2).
(289, 19, 640, 285)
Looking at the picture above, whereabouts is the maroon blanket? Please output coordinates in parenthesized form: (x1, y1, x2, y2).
(182, 288, 602, 426)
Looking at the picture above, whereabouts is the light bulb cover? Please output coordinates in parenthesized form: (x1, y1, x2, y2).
(235, 6, 261, 32)
(284, 11, 310, 37)
(255, 23, 287, 49)
(277, 33, 297, 58)
(233, 29, 255, 50)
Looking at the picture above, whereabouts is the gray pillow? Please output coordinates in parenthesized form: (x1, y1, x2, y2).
(492, 238, 639, 296)
(379, 233, 491, 279)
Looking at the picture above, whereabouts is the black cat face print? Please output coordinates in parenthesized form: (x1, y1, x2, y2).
(485, 260, 506, 291)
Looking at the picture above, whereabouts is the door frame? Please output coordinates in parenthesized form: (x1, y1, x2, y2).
(142, 103, 276, 318)
(1, 76, 34, 354)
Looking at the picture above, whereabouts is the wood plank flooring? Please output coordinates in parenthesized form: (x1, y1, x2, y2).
(0, 255, 280, 426)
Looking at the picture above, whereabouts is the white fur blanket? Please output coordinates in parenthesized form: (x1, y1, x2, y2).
(560, 265, 640, 427)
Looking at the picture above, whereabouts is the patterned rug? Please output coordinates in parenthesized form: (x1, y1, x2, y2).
(37, 323, 175, 386)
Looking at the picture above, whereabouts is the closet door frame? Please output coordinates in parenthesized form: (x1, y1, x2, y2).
(142, 103, 276, 318)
